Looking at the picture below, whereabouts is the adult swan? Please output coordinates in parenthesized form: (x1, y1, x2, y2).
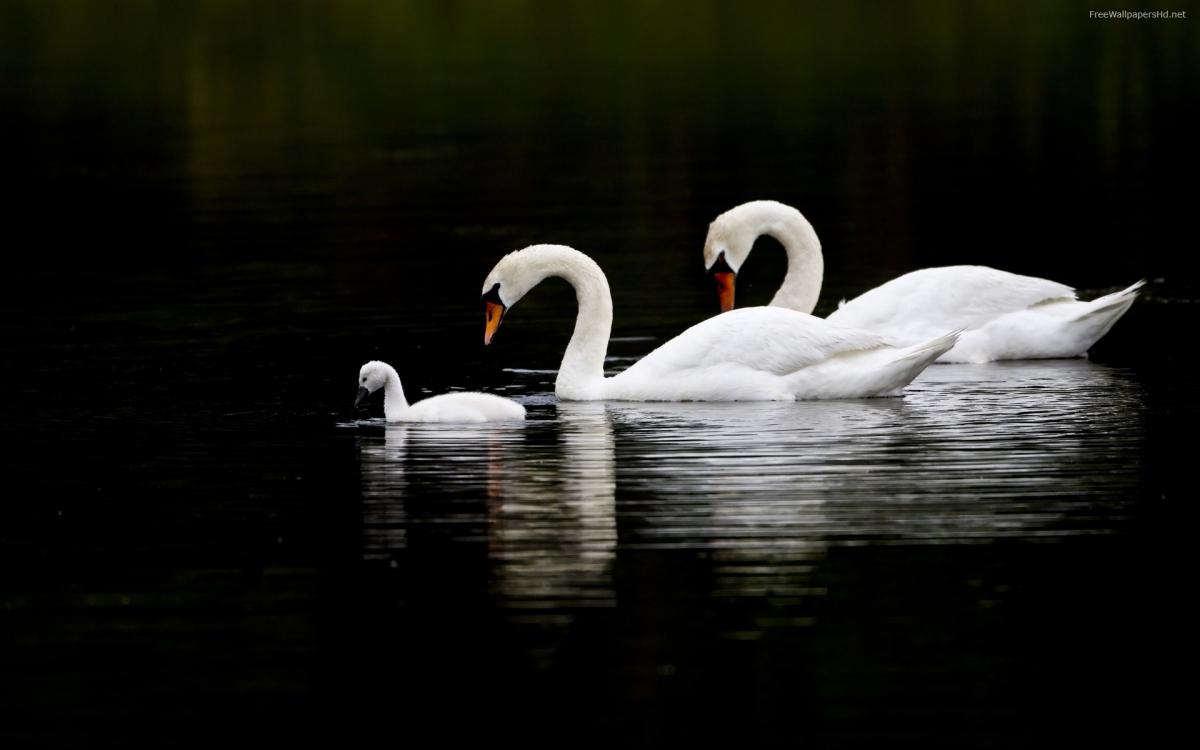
(481, 244, 958, 401)
(703, 200, 1144, 363)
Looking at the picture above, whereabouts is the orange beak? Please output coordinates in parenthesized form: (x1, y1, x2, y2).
(484, 300, 506, 345)
(713, 271, 736, 312)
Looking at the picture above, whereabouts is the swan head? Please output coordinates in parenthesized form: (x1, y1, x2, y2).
(356, 360, 391, 407)
(704, 209, 757, 313)
(480, 244, 571, 345)
(481, 281, 508, 346)
(704, 200, 814, 313)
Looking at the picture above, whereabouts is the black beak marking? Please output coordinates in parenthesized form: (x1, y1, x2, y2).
(709, 251, 735, 275)
(482, 283, 504, 307)
(355, 387, 370, 409)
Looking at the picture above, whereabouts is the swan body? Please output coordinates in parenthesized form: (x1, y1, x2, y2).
(481, 244, 958, 401)
(824, 266, 1144, 364)
(703, 200, 1143, 364)
(356, 360, 525, 423)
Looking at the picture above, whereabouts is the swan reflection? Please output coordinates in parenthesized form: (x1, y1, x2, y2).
(606, 359, 1144, 550)
(357, 404, 616, 613)
(357, 424, 409, 560)
(487, 402, 616, 612)
(357, 359, 1144, 623)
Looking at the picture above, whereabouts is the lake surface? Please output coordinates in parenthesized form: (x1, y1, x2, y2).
(1, 2, 1196, 747)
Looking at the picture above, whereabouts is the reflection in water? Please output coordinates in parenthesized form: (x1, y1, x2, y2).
(610, 359, 1142, 544)
(358, 425, 409, 560)
(489, 403, 617, 614)
(360, 359, 1144, 630)
(357, 404, 617, 617)
(596, 360, 1145, 623)
(606, 398, 907, 607)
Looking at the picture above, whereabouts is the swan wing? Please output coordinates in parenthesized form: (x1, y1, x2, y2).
(405, 392, 526, 422)
(826, 265, 1076, 334)
(618, 307, 890, 379)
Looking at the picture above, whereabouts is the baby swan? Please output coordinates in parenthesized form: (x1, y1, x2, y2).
(355, 361, 525, 423)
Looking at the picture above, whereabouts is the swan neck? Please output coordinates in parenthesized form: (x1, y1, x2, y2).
(382, 366, 409, 420)
(546, 252, 612, 399)
(765, 212, 824, 314)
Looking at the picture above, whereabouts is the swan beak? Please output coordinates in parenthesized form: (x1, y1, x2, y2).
(355, 387, 370, 408)
(713, 271, 736, 312)
(484, 300, 507, 345)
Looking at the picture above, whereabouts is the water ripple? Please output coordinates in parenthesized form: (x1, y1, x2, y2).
(355, 359, 1145, 617)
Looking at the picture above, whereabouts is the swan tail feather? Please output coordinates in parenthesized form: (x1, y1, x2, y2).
(1038, 279, 1142, 356)
(1070, 279, 1145, 322)
(891, 329, 963, 364)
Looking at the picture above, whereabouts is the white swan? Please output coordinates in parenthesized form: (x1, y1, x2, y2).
(703, 200, 1145, 364)
(481, 244, 959, 401)
(356, 360, 526, 422)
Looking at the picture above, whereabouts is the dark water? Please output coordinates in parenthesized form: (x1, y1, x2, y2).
(2, 2, 1197, 747)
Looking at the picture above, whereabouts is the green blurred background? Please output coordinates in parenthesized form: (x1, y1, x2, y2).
(3, 0, 1195, 306)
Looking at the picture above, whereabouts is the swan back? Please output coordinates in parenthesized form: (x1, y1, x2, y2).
(825, 266, 1076, 336)
(606, 307, 951, 401)
(823, 267, 1142, 362)
(405, 392, 527, 423)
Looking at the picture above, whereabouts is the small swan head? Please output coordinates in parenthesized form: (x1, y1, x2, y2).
(356, 360, 391, 407)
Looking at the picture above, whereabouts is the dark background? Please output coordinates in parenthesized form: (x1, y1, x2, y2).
(4, 0, 1195, 408)
(1, 1, 1196, 747)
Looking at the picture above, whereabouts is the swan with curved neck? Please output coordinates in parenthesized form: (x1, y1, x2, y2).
(356, 360, 525, 422)
(481, 244, 959, 401)
(703, 200, 1144, 363)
